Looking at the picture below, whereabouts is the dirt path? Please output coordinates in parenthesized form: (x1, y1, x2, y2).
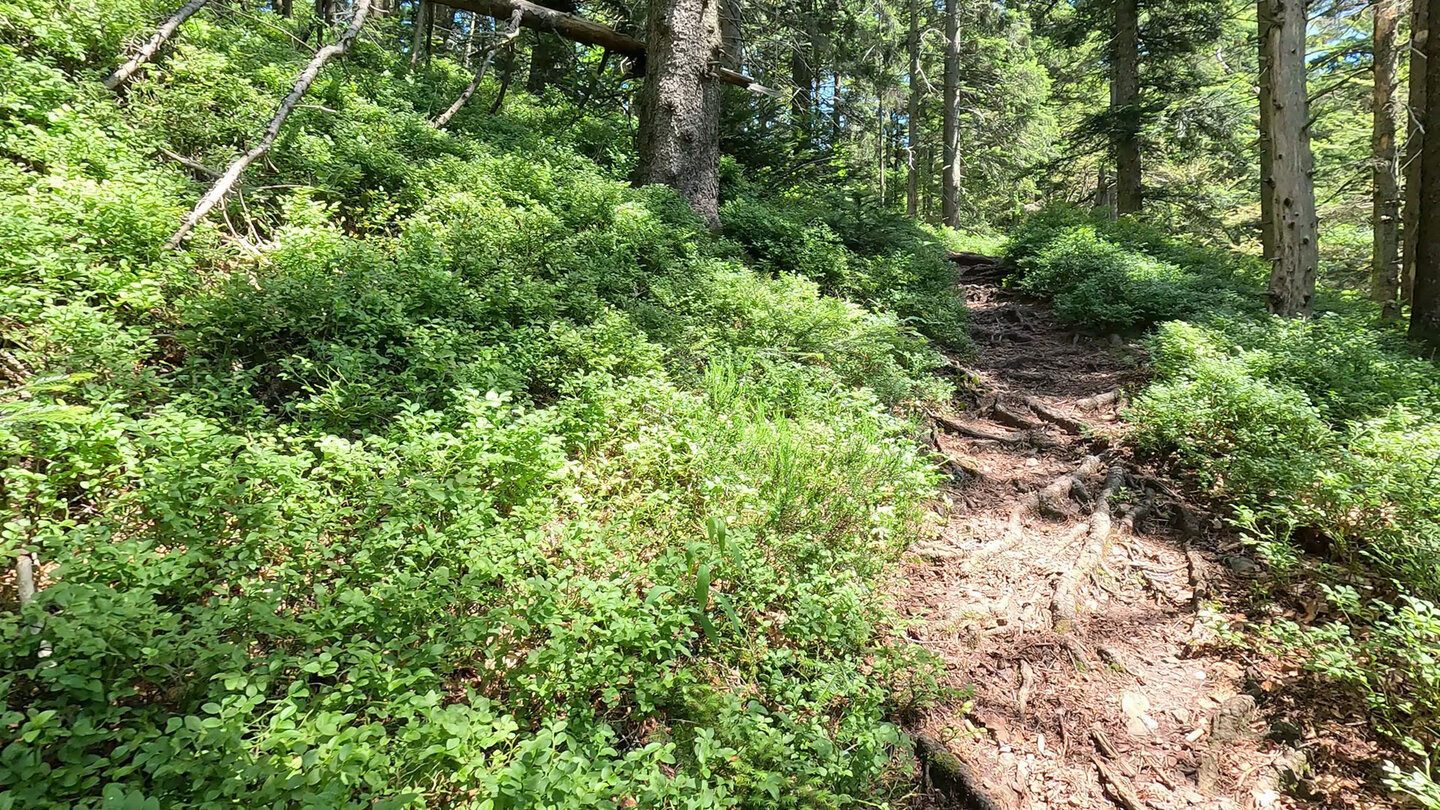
(894, 264, 1320, 810)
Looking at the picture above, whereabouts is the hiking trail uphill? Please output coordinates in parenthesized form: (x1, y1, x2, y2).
(894, 259, 1379, 810)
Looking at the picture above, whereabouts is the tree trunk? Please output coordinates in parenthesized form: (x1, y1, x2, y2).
(1258, 0, 1276, 261)
(906, 0, 921, 218)
(410, 0, 432, 66)
(1263, 0, 1319, 318)
(941, 0, 960, 228)
(635, 0, 723, 228)
(1405, 0, 1430, 302)
(1412, 0, 1440, 345)
(791, 0, 816, 150)
(1374, 0, 1403, 319)
(720, 0, 742, 71)
(1112, 0, 1142, 215)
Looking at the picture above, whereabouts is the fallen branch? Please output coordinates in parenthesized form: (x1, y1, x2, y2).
(103, 0, 211, 91)
(432, 8, 523, 127)
(442, 0, 778, 94)
(1052, 465, 1125, 635)
(167, 0, 372, 247)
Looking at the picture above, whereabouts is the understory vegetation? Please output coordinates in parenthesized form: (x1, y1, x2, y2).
(0, 3, 968, 806)
(1006, 206, 1440, 804)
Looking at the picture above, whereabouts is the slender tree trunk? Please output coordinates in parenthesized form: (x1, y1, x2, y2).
(1405, 0, 1429, 302)
(410, 0, 432, 66)
(1112, 0, 1142, 215)
(720, 0, 742, 70)
(1258, 0, 1276, 261)
(791, 0, 816, 150)
(635, 0, 723, 228)
(941, 0, 960, 228)
(1412, 0, 1440, 345)
(906, 0, 921, 218)
(1263, 0, 1320, 317)
(1374, 0, 1403, 319)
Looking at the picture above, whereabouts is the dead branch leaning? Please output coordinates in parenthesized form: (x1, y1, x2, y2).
(166, 0, 373, 248)
(103, 0, 211, 91)
(432, 8, 523, 128)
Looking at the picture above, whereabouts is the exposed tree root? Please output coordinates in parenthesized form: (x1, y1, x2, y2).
(914, 734, 1006, 810)
(1075, 388, 1123, 412)
(1052, 466, 1126, 636)
(990, 401, 1045, 431)
(1093, 755, 1148, 810)
(933, 414, 1024, 445)
(1023, 396, 1088, 435)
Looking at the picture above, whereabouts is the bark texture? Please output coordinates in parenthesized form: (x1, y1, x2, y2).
(635, 0, 723, 228)
(1412, 0, 1440, 346)
(410, 0, 432, 66)
(1257, 0, 1276, 261)
(1405, 0, 1430, 302)
(168, 0, 372, 247)
(941, 0, 961, 228)
(906, 0, 921, 219)
(1112, 0, 1142, 215)
(1263, 0, 1319, 318)
(1374, 0, 1403, 319)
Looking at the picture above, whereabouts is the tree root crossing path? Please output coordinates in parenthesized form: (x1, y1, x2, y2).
(895, 261, 1317, 810)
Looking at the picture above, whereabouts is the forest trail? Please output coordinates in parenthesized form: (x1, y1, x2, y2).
(894, 259, 1326, 810)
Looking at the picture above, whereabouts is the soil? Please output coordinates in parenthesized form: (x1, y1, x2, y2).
(893, 263, 1398, 810)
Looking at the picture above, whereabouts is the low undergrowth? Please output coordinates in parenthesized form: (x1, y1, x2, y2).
(1007, 204, 1440, 804)
(0, 1, 960, 806)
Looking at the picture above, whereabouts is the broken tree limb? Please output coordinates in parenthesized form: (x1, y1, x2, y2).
(166, 0, 372, 248)
(432, 7, 523, 127)
(103, 0, 211, 91)
(932, 414, 1024, 445)
(438, 0, 778, 94)
(1075, 388, 1123, 412)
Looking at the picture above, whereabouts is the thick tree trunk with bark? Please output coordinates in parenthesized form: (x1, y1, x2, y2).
(1112, 0, 1142, 215)
(907, 0, 921, 219)
(1405, 0, 1430, 302)
(1263, 0, 1319, 318)
(941, 0, 960, 228)
(1412, 0, 1440, 345)
(635, 0, 723, 228)
(1374, 0, 1403, 320)
(1257, 0, 1276, 261)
